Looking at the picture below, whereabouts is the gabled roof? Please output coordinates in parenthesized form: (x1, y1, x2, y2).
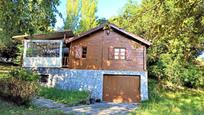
(13, 30, 74, 40)
(65, 23, 151, 46)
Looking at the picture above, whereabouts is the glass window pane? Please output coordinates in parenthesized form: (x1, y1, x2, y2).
(121, 56, 125, 59)
(120, 52, 125, 55)
(114, 48, 119, 52)
(114, 52, 119, 55)
(26, 41, 60, 57)
(114, 55, 119, 59)
(120, 49, 126, 52)
(82, 47, 87, 58)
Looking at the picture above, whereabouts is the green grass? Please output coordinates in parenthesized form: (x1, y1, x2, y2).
(131, 85, 204, 114)
(0, 99, 66, 115)
(38, 87, 90, 105)
(0, 62, 17, 78)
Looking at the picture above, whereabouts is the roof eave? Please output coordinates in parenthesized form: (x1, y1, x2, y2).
(65, 23, 152, 47)
(12, 30, 74, 41)
(109, 24, 151, 46)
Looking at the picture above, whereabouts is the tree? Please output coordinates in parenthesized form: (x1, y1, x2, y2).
(65, 0, 98, 33)
(111, 0, 204, 88)
(64, 0, 81, 31)
(0, 0, 60, 61)
(96, 18, 108, 25)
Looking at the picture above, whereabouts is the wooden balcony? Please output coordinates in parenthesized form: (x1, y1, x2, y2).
(62, 57, 69, 68)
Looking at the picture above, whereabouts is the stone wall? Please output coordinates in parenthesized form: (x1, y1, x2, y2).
(37, 68, 148, 101)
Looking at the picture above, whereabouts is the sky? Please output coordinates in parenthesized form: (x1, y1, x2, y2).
(55, 0, 129, 29)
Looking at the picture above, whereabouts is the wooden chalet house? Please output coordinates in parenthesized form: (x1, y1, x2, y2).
(13, 23, 151, 103)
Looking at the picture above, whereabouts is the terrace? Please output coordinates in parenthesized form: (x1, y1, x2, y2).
(13, 30, 74, 68)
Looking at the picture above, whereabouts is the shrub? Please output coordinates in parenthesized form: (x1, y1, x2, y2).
(148, 79, 163, 101)
(0, 77, 39, 105)
(149, 54, 204, 89)
(9, 68, 39, 82)
(0, 68, 40, 105)
(181, 65, 204, 88)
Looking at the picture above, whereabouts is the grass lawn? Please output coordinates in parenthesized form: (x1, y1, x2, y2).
(39, 87, 90, 105)
(0, 62, 16, 78)
(0, 99, 66, 115)
(131, 88, 204, 115)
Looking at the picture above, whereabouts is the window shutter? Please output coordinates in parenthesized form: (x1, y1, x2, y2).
(126, 48, 132, 61)
(75, 46, 82, 59)
(108, 46, 114, 60)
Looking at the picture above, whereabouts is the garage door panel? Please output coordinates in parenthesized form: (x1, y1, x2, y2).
(103, 75, 140, 103)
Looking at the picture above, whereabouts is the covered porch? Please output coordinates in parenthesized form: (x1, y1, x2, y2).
(12, 30, 74, 68)
(23, 40, 70, 68)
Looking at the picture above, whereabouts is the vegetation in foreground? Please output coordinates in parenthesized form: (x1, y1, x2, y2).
(39, 87, 90, 106)
(131, 80, 204, 115)
(0, 67, 40, 105)
(0, 99, 65, 115)
(0, 62, 16, 78)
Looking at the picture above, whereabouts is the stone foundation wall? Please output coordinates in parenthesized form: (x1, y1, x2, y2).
(37, 68, 148, 101)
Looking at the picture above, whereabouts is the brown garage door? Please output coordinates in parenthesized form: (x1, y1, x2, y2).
(103, 75, 140, 103)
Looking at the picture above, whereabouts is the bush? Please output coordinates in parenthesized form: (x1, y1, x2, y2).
(0, 77, 39, 105)
(149, 55, 204, 89)
(181, 65, 204, 88)
(9, 68, 39, 82)
(0, 68, 40, 105)
(148, 79, 163, 101)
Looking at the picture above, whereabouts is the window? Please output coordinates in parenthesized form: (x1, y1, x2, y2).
(82, 47, 87, 58)
(40, 75, 49, 83)
(114, 48, 126, 60)
(26, 42, 60, 57)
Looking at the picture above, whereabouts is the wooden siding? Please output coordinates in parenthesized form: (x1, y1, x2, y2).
(68, 30, 147, 71)
(101, 30, 146, 71)
(103, 75, 140, 103)
(69, 31, 103, 69)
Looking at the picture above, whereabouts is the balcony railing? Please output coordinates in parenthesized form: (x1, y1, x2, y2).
(62, 57, 69, 67)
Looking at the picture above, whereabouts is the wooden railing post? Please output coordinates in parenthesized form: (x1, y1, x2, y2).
(62, 57, 69, 68)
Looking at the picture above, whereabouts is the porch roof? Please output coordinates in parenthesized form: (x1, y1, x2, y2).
(12, 30, 74, 40)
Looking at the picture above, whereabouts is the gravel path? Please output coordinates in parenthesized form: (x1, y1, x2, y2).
(32, 97, 138, 115)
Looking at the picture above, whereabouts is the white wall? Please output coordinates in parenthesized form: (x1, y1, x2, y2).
(23, 40, 63, 68)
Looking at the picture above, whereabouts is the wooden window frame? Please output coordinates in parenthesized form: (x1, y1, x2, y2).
(113, 47, 126, 60)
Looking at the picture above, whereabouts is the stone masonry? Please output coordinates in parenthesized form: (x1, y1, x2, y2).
(37, 68, 148, 101)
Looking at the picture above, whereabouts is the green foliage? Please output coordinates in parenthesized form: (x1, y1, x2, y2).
(111, 0, 204, 88)
(0, 77, 39, 105)
(197, 56, 204, 66)
(13, 43, 23, 65)
(39, 87, 90, 105)
(0, 62, 17, 79)
(0, 99, 66, 115)
(130, 81, 204, 115)
(0, 66, 39, 105)
(148, 80, 163, 101)
(65, 0, 98, 33)
(9, 68, 39, 82)
(0, 0, 60, 61)
(181, 65, 204, 88)
(0, 41, 19, 62)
